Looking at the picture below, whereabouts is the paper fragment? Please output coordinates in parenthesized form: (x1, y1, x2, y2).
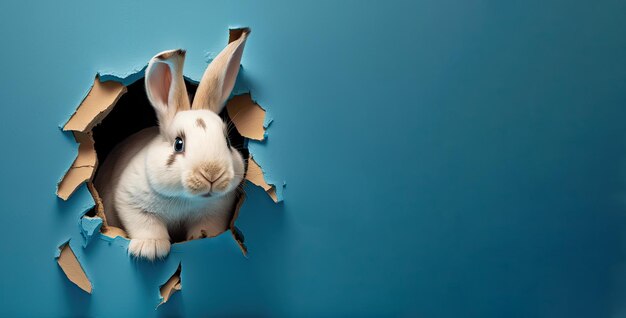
(101, 226, 128, 239)
(158, 264, 182, 308)
(226, 94, 266, 141)
(246, 157, 278, 202)
(86, 182, 129, 239)
(80, 216, 103, 247)
(230, 193, 248, 255)
(63, 77, 127, 133)
(229, 27, 251, 44)
(58, 77, 126, 200)
(57, 242, 92, 294)
(57, 132, 97, 200)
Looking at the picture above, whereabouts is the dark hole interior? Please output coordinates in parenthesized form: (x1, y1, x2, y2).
(88, 78, 249, 243)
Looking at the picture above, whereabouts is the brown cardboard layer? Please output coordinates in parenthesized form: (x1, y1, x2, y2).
(246, 157, 278, 202)
(229, 193, 248, 255)
(226, 93, 266, 141)
(229, 27, 251, 44)
(86, 182, 128, 239)
(57, 132, 97, 200)
(101, 226, 128, 239)
(58, 77, 126, 200)
(63, 77, 127, 133)
(86, 182, 106, 221)
(57, 243, 92, 294)
(158, 264, 182, 307)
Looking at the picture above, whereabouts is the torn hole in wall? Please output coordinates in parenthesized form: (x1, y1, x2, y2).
(57, 30, 278, 248)
(79, 75, 257, 243)
(57, 28, 281, 298)
(158, 263, 182, 308)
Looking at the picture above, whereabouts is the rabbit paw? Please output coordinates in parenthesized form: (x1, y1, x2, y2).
(128, 238, 171, 260)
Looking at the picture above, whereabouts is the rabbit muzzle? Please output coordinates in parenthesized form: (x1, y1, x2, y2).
(184, 161, 233, 197)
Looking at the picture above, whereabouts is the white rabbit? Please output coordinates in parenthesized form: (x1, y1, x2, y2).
(94, 30, 250, 260)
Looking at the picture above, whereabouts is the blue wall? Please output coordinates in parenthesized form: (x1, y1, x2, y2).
(1, 0, 625, 316)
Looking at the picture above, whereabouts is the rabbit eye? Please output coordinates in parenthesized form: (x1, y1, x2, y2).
(174, 137, 184, 152)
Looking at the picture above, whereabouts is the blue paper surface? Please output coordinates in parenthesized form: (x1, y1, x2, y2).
(0, 0, 625, 316)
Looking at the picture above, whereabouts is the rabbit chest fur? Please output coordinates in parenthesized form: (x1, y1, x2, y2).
(94, 127, 238, 238)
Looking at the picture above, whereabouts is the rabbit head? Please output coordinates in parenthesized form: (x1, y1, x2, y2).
(143, 30, 249, 200)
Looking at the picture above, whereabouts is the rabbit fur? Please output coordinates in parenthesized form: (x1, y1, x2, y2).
(94, 30, 250, 260)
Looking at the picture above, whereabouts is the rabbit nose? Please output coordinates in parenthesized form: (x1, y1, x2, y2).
(197, 162, 225, 184)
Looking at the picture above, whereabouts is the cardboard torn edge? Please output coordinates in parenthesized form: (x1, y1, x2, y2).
(246, 156, 279, 202)
(63, 76, 127, 133)
(56, 242, 93, 294)
(226, 27, 267, 142)
(57, 132, 97, 200)
(57, 76, 127, 201)
(86, 182, 128, 239)
(229, 27, 251, 44)
(80, 216, 103, 247)
(158, 263, 182, 308)
(99, 66, 148, 87)
(226, 93, 266, 141)
(229, 192, 248, 255)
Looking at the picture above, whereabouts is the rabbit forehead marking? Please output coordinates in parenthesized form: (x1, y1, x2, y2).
(196, 118, 207, 130)
(173, 110, 223, 131)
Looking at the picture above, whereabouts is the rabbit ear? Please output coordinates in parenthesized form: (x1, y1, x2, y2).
(191, 29, 250, 113)
(145, 49, 191, 130)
